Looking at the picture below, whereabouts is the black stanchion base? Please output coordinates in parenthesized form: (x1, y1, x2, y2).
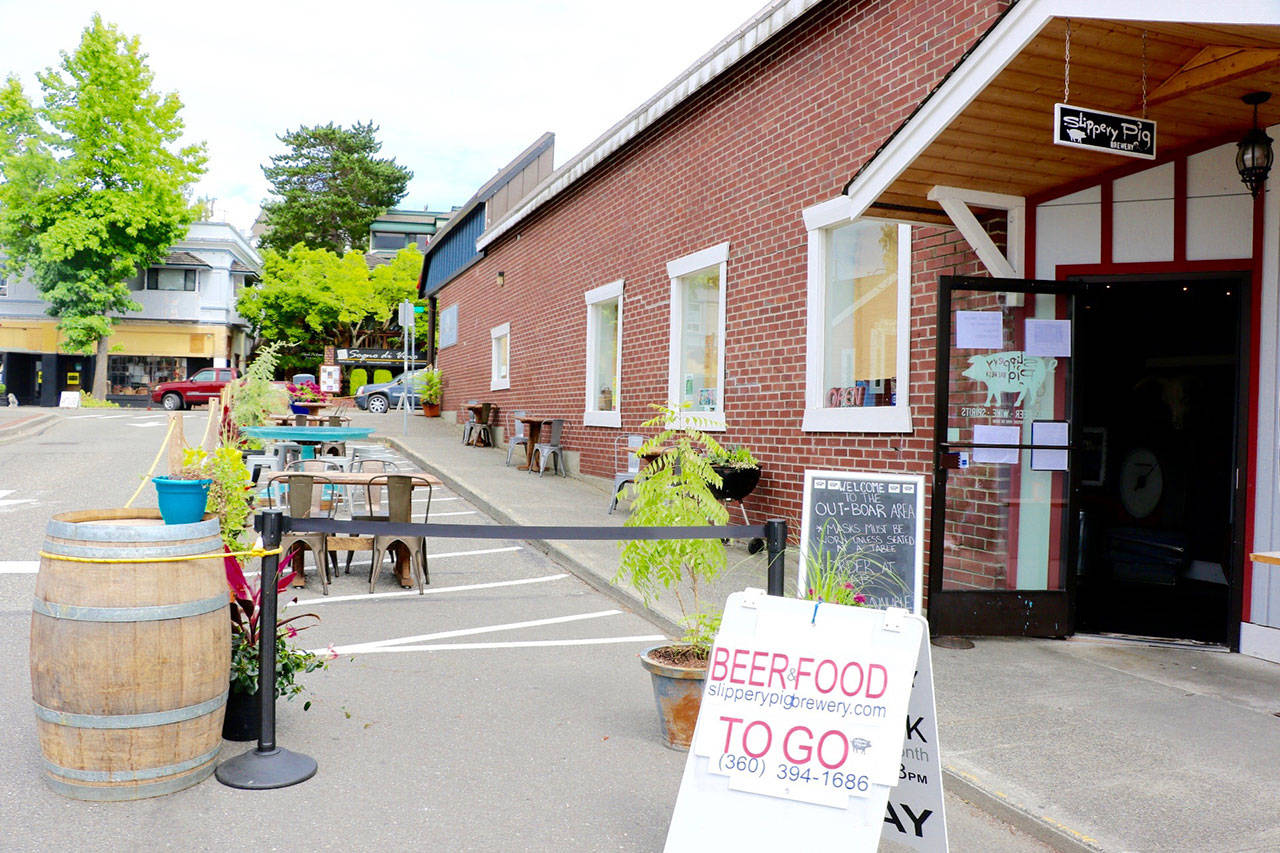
(215, 747, 317, 789)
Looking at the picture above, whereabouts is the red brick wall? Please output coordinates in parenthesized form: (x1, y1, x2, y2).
(433, 0, 1013, 595)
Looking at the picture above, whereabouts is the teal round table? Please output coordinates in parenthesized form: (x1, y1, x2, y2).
(242, 426, 374, 459)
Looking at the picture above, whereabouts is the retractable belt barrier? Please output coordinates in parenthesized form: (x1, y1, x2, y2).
(218, 509, 787, 792)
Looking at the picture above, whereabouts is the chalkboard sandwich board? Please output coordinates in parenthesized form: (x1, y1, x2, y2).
(799, 470, 925, 615)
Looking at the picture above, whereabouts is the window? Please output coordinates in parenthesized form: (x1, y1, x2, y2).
(802, 196, 912, 432)
(439, 304, 458, 349)
(107, 355, 187, 395)
(145, 268, 197, 291)
(490, 323, 510, 391)
(190, 368, 216, 382)
(583, 280, 623, 427)
(666, 243, 728, 430)
(373, 232, 411, 251)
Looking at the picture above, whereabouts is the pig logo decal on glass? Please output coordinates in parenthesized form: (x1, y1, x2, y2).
(962, 351, 1057, 407)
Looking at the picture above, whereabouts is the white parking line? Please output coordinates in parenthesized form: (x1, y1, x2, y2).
(324, 609, 622, 654)
(347, 636, 667, 653)
(291, 570, 563, 606)
(0, 561, 39, 574)
(429, 510, 476, 517)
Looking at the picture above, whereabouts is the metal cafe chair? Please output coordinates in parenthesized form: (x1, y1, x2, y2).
(504, 410, 529, 466)
(337, 457, 405, 575)
(266, 473, 338, 595)
(530, 418, 566, 477)
(609, 434, 646, 513)
(365, 474, 434, 593)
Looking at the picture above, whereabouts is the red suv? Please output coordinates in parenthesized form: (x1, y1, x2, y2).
(151, 367, 240, 410)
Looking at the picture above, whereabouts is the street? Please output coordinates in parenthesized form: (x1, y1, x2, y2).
(0, 410, 1053, 851)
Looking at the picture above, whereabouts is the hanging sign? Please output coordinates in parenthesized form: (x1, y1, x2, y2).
(1054, 103, 1156, 159)
(665, 590, 925, 851)
(799, 471, 925, 614)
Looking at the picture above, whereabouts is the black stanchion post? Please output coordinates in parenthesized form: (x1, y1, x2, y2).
(765, 518, 786, 597)
(216, 509, 318, 789)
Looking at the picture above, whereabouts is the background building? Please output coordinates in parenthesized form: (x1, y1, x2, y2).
(0, 221, 261, 406)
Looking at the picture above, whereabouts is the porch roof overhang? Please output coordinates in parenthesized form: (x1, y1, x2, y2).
(845, 0, 1280, 229)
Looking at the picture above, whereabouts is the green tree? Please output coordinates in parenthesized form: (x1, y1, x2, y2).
(258, 122, 411, 254)
(237, 243, 422, 358)
(0, 16, 206, 397)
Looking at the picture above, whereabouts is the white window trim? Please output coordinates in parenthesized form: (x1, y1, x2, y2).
(490, 322, 510, 391)
(583, 279, 623, 428)
(801, 197, 913, 433)
(666, 242, 729, 431)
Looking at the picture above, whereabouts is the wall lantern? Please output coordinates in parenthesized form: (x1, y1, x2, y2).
(497, 270, 505, 288)
(1236, 91, 1273, 199)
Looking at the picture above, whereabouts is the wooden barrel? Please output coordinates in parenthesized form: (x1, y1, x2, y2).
(30, 509, 230, 800)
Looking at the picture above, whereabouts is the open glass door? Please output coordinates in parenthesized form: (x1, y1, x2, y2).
(928, 275, 1079, 637)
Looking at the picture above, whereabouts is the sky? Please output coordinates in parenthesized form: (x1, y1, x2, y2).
(0, 0, 771, 238)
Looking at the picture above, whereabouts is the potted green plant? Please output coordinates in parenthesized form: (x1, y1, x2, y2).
(614, 404, 730, 749)
(227, 342, 289, 445)
(0, 381, 7, 406)
(415, 367, 442, 417)
(188, 412, 331, 740)
(152, 456, 213, 525)
(706, 445, 762, 503)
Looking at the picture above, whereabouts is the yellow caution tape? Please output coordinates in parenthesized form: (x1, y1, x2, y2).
(123, 417, 181, 509)
(36, 547, 283, 565)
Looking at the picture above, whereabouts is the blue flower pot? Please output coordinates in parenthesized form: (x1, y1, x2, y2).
(152, 476, 212, 525)
(289, 402, 309, 414)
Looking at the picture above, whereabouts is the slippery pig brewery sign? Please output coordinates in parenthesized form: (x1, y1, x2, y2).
(664, 592, 925, 850)
(1054, 103, 1156, 159)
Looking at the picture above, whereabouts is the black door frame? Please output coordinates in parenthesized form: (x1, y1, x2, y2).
(1065, 270, 1250, 650)
(929, 275, 1083, 638)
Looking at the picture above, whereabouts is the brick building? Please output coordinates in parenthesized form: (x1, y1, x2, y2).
(420, 0, 1280, 658)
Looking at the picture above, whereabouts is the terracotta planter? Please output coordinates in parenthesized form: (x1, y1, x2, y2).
(421, 402, 441, 417)
(639, 646, 707, 750)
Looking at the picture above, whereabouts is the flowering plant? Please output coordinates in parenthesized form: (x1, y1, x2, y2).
(285, 379, 328, 403)
(225, 553, 331, 705)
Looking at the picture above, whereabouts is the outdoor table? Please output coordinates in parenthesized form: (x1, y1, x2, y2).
(514, 415, 553, 469)
(271, 414, 351, 427)
(465, 402, 492, 447)
(259, 470, 441, 588)
(242, 425, 373, 459)
(1250, 552, 1280, 566)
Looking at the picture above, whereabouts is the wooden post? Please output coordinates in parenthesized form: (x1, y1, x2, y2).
(166, 413, 189, 475)
(201, 398, 221, 454)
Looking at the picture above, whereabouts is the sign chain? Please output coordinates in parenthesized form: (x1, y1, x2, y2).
(1141, 30, 1148, 118)
(1063, 18, 1071, 104)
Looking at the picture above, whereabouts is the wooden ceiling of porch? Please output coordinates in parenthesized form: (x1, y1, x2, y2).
(868, 17, 1280, 222)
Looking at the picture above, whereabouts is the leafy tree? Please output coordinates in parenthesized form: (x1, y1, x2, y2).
(258, 122, 411, 254)
(0, 16, 206, 397)
(237, 244, 422, 362)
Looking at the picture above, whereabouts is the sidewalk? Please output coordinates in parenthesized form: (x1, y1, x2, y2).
(371, 410, 1280, 853)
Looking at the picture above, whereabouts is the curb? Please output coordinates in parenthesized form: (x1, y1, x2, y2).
(379, 434, 685, 640)
(941, 766, 1104, 852)
(0, 412, 57, 444)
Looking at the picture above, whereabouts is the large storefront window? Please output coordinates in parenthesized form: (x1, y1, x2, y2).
(584, 280, 622, 427)
(666, 243, 728, 430)
(108, 355, 186, 396)
(802, 197, 912, 432)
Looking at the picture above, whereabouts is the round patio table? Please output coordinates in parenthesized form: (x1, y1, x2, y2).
(242, 426, 373, 459)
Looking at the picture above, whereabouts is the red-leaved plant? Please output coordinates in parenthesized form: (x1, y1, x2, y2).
(225, 553, 331, 705)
